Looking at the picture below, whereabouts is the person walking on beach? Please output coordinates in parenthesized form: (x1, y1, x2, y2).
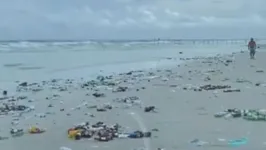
(248, 38, 256, 59)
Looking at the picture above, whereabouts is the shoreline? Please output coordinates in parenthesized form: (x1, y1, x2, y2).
(0, 49, 236, 94)
(1, 50, 266, 150)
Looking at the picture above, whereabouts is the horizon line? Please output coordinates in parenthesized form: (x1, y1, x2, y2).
(0, 38, 265, 42)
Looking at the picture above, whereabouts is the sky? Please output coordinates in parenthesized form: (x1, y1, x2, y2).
(0, 0, 265, 40)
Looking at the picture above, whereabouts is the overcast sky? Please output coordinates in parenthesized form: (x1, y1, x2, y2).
(0, 0, 265, 40)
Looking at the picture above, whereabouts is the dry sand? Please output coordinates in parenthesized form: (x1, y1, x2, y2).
(1, 51, 266, 150)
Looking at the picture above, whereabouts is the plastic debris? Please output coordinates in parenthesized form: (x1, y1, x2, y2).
(67, 121, 151, 142)
(60, 147, 72, 150)
(0, 136, 9, 140)
(228, 138, 248, 147)
(10, 128, 24, 137)
(92, 92, 105, 98)
(215, 108, 266, 121)
(190, 138, 209, 146)
(28, 126, 46, 134)
(223, 89, 241, 93)
(144, 106, 157, 112)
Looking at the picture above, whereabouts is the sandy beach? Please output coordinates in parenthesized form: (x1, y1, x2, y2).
(1, 49, 266, 150)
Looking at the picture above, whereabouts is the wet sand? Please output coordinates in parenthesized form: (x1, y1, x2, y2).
(1, 51, 266, 150)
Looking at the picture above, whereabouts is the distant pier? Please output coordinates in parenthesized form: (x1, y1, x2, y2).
(155, 39, 266, 45)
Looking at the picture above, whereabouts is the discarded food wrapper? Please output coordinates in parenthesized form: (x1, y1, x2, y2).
(28, 126, 46, 134)
(68, 129, 82, 140)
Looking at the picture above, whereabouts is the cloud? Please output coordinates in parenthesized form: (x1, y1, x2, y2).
(0, 0, 265, 40)
(140, 10, 157, 23)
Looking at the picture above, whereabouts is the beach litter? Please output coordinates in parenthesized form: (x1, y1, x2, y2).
(92, 92, 105, 98)
(236, 78, 252, 84)
(144, 106, 157, 113)
(200, 84, 231, 91)
(228, 138, 248, 147)
(96, 104, 112, 112)
(0, 136, 9, 140)
(0, 103, 35, 115)
(215, 108, 266, 121)
(190, 137, 247, 147)
(10, 128, 24, 137)
(2, 90, 7, 96)
(60, 146, 72, 150)
(28, 126, 46, 134)
(223, 89, 241, 93)
(190, 138, 209, 146)
(112, 86, 128, 92)
(256, 70, 264, 73)
(182, 84, 232, 92)
(67, 121, 151, 141)
(113, 96, 142, 108)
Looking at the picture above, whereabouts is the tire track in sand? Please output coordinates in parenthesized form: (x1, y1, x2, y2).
(128, 112, 151, 150)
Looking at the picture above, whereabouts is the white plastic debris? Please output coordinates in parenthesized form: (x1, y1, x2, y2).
(60, 146, 72, 150)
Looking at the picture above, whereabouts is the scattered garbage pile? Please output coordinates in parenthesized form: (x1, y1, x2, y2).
(81, 76, 116, 88)
(0, 96, 28, 102)
(96, 104, 113, 112)
(16, 79, 79, 92)
(215, 108, 266, 121)
(67, 121, 151, 141)
(10, 126, 45, 137)
(112, 86, 128, 92)
(0, 103, 34, 114)
(16, 82, 44, 92)
(113, 96, 141, 107)
(200, 84, 231, 91)
(183, 84, 232, 92)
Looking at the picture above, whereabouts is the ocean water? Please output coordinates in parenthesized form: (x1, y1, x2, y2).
(0, 39, 265, 91)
